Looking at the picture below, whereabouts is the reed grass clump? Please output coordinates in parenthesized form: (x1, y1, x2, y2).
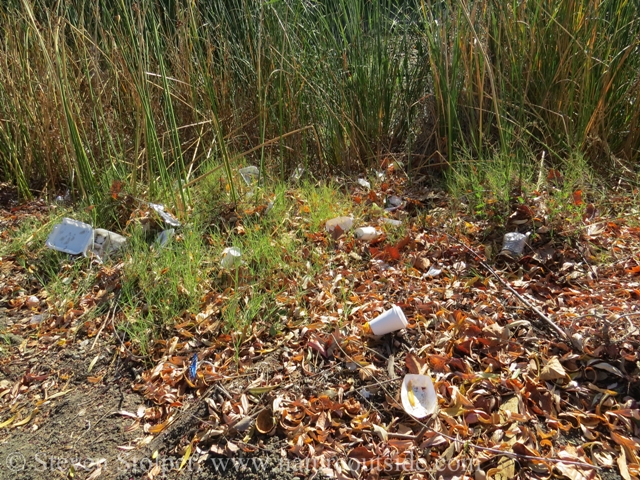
(0, 0, 638, 202)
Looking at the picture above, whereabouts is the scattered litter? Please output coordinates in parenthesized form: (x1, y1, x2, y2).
(357, 178, 371, 189)
(381, 218, 402, 227)
(500, 231, 530, 257)
(156, 229, 175, 248)
(371, 259, 393, 272)
(239, 166, 260, 185)
(29, 313, 48, 325)
(425, 266, 442, 278)
(291, 166, 305, 182)
(46, 218, 94, 255)
(401, 374, 438, 418)
(54, 190, 71, 204)
(325, 216, 353, 233)
(46, 217, 129, 259)
(220, 247, 243, 268)
(354, 226, 380, 241)
(365, 305, 408, 335)
(385, 195, 403, 211)
(149, 203, 181, 228)
(91, 228, 127, 259)
(188, 353, 198, 381)
(376, 171, 385, 181)
(25, 295, 40, 309)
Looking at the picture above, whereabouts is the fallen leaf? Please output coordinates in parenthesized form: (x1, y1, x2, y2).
(358, 364, 378, 381)
(618, 448, 632, 480)
(413, 255, 431, 271)
(405, 353, 426, 375)
(372, 424, 388, 442)
(0, 416, 15, 429)
(572, 190, 583, 206)
(179, 443, 192, 470)
(488, 457, 516, 480)
(348, 446, 375, 459)
(540, 357, 566, 381)
(13, 409, 37, 427)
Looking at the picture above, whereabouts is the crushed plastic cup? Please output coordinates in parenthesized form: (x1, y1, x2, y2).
(365, 305, 408, 335)
(385, 195, 403, 211)
(354, 227, 380, 241)
(325, 216, 353, 233)
(401, 374, 438, 418)
(46, 218, 94, 255)
(501, 232, 530, 256)
(425, 266, 442, 278)
(221, 247, 243, 268)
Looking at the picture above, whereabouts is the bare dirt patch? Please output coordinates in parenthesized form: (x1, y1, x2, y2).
(0, 343, 142, 480)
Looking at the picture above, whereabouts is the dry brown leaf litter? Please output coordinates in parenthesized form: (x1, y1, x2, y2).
(1, 177, 640, 479)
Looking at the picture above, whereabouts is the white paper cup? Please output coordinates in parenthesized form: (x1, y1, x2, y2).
(366, 305, 408, 335)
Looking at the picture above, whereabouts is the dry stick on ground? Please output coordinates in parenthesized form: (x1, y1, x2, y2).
(448, 235, 571, 342)
(91, 290, 121, 350)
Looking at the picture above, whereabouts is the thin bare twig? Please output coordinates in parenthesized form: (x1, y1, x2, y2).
(449, 235, 570, 341)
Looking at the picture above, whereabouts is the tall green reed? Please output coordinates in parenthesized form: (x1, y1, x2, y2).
(0, 0, 637, 203)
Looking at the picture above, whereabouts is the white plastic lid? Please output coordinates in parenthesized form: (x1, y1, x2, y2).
(46, 218, 94, 255)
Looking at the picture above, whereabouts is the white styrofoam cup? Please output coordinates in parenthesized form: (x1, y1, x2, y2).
(367, 305, 408, 335)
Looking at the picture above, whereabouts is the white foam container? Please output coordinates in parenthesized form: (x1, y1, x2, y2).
(239, 166, 260, 185)
(46, 218, 94, 255)
(401, 374, 438, 418)
(367, 305, 408, 335)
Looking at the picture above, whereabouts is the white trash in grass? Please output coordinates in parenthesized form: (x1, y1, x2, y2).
(425, 266, 442, 278)
(220, 247, 243, 268)
(501, 232, 530, 256)
(401, 374, 438, 418)
(357, 178, 371, 189)
(365, 305, 408, 336)
(149, 203, 181, 228)
(354, 227, 380, 241)
(381, 218, 402, 227)
(155, 229, 175, 248)
(291, 166, 305, 182)
(91, 228, 127, 258)
(325, 216, 353, 233)
(46, 218, 94, 255)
